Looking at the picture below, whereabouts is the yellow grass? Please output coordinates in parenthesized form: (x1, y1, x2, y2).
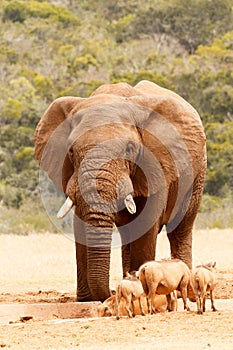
(0, 229, 232, 293)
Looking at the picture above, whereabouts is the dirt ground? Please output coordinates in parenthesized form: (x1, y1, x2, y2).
(0, 229, 233, 349)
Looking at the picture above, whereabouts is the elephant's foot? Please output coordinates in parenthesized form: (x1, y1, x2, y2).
(77, 294, 96, 302)
(76, 288, 95, 302)
(77, 289, 110, 302)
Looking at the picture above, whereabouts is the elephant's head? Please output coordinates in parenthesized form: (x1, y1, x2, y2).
(34, 81, 206, 301)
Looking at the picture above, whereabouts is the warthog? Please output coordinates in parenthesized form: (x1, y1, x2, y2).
(97, 291, 168, 317)
(139, 259, 191, 314)
(191, 262, 217, 314)
(115, 271, 145, 319)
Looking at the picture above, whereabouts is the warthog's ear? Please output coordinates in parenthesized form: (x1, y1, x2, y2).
(130, 270, 137, 277)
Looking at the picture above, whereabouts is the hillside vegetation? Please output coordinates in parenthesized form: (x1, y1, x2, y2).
(0, 0, 233, 233)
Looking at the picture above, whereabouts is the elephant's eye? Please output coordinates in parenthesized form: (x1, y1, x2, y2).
(68, 148, 74, 161)
(125, 142, 134, 158)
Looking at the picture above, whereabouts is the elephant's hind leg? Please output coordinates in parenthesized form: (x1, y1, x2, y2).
(167, 167, 206, 269)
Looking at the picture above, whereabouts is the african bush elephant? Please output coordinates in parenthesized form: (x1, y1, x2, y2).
(34, 80, 206, 302)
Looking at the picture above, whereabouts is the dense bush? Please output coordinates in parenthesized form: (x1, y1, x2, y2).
(0, 0, 232, 231)
(3, 1, 27, 23)
(3, 0, 80, 25)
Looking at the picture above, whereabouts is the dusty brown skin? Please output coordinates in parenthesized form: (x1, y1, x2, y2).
(97, 291, 168, 317)
(191, 262, 217, 314)
(34, 80, 206, 302)
(115, 271, 145, 319)
(139, 259, 191, 313)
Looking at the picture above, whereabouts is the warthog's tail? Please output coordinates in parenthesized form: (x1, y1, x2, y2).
(187, 280, 196, 302)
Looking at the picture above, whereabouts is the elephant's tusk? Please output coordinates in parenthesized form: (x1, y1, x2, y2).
(124, 194, 136, 214)
(57, 197, 74, 219)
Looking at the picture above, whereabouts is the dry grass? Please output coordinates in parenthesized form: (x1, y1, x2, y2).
(0, 229, 232, 293)
(0, 229, 233, 350)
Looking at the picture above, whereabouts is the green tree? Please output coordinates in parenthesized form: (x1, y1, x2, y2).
(205, 122, 233, 196)
(129, 0, 233, 53)
(3, 1, 27, 23)
(4, 98, 23, 123)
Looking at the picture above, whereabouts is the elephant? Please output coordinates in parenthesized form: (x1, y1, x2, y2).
(34, 80, 206, 302)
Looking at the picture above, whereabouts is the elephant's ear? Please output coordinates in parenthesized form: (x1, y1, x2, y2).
(131, 91, 205, 204)
(133, 112, 179, 199)
(134, 80, 202, 125)
(34, 96, 82, 191)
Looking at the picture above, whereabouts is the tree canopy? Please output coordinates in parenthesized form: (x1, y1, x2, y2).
(0, 0, 232, 230)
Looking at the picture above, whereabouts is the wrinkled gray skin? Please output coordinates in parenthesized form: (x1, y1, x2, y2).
(34, 80, 206, 302)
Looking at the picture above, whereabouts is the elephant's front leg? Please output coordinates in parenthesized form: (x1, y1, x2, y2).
(75, 242, 93, 301)
(129, 226, 157, 271)
(167, 211, 196, 302)
(74, 214, 93, 301)
(167, 175, 206, 269)
(121, 243, 131, 276)
(167, 225, 193, 269)
(117, 196, 160, 274)
(118, 223, 156, 275)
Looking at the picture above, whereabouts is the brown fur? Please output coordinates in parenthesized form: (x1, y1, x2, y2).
(191, 262, 217, 314)
(139, 260, 190, 313)
(97, 291, 168, 317)
(115, 272, 145, 319)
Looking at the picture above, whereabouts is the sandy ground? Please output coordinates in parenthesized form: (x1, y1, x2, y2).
(0, 229, 233, 349)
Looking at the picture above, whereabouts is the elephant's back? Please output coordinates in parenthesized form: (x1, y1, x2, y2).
(91, 82, 143, 98)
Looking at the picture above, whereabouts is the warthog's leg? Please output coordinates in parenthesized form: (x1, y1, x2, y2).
(125, 294, 133, 318)
(180, 282, 190, 311)
(166, 292, 177, 312)
(202, 297, 206, 313)
(196, 295, 203, 314)
(171, 291, 178, 311)
(139, 296, 146, 316)
(201, 289, 206, 313)
(147, 291, 154, 314)
(194, 288, 203, 314)
(210, 290, 217, 312)
(166, 293, 172, 312)
(148, 282, 159, 314)
(131, 299, 136, 317)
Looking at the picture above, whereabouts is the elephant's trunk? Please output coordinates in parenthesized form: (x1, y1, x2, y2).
(81, 190, 115, 300)
(74, 157, 134, 301)
(86, 218, 113, 301)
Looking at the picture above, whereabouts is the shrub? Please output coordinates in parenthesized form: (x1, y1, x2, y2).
(3, 0, 80, 25)
(33, 74, 52, 97)
(0, 199, 58, 234)
(72, 54, 98, 71)
(110, 70, 174, 90)
(4, 98, 23, 123)
(3, 1, 27, 23)
(0, 184, 24, 209)
(14, 147, 35, 172)
(27, 1, 80, 25)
